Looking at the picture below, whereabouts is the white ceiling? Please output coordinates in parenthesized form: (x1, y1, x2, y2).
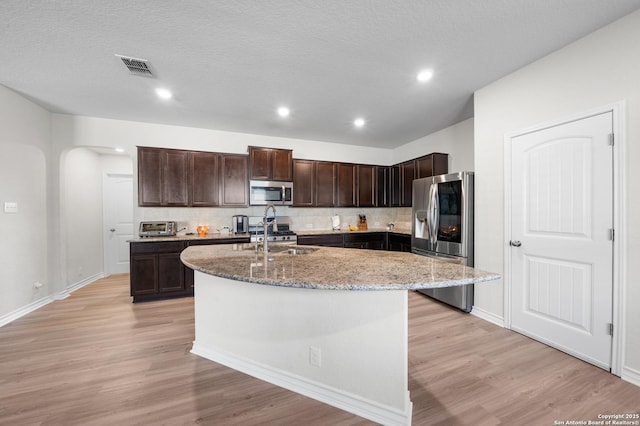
(2, 1, 640, 148)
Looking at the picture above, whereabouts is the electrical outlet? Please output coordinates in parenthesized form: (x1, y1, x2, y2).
(4, 202, 18, 214)
(309, 346, 322, 367)
(34, 282, 43, 290)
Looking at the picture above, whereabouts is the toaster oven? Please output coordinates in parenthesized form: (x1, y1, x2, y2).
(138, 221, 177, 237)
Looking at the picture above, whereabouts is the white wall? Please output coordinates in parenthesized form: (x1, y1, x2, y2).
(0, 85, 51, 319)
(51, 114, 393, 165)
(474, 10, 640, 376)
(393, 117, 474, 172)
(62, 148, 104, 286)
(100, 154, 133, 176)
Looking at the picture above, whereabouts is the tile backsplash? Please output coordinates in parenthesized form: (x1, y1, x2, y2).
(138, 206, 412, 234)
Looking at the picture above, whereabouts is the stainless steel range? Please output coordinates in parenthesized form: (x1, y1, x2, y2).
(248, 215, 297, 245)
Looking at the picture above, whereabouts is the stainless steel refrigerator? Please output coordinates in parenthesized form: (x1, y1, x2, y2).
(411, 172, 474, 312)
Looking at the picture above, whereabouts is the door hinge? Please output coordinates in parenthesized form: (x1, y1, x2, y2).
(608, 133, 615, 146)
(608, 323, 614, 336)
(609, 228, 615, 241)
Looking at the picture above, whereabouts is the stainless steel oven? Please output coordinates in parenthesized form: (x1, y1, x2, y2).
(248, 220, 297, 244)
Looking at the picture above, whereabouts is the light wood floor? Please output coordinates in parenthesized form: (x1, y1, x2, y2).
(1, 275, 638, 425)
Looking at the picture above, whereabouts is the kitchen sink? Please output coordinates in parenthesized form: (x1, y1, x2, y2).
(284, 247, 317, 256)
(242, 244, 317, 255)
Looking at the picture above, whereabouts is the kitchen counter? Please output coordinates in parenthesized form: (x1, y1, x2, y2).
(181, 243, 498, 290)
(128, 232, 249, 243)
(183, 243, 499, 425)
(294, 227, 411, 236)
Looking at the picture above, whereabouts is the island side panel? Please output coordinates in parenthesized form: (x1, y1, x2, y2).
(191, 272, 412, 424)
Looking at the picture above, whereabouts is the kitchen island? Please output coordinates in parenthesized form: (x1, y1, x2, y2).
(181, 244, 499, 426)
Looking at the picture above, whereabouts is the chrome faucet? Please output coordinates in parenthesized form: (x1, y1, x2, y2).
(262, 203, 278, 253)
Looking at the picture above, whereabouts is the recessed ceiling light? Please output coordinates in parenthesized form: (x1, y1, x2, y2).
(416, 69, 434, 82)
(354, 118, 366, 128)
(277, 106, 290, 117)
(155, 88, 173, 100)
(114, 147, 125, 153)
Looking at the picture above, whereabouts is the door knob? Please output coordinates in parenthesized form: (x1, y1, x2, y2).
(110, 228, 116, 232)
(510, 240, 522, 247)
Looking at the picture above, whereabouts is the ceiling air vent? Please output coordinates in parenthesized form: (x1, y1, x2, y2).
(116, 54, 154, 77)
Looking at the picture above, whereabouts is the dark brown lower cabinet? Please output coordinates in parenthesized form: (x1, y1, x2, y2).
(343, 232, 387, 250)
(297, 234, 344, 247)
(157, 253, 185, 292)
(388, 233, 412, 252)
(130, 237, 249, 302)
(130, 241, 188, 302)
(298, 232, 389, 250)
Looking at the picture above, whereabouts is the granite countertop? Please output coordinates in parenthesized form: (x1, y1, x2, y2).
(295, 227, 411, 236)
(129, 233, 250, 243)
(130, 228, 411, 243)
(181, 243, 500, 291)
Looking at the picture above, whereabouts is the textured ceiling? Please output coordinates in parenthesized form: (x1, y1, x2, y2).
(2, 1, 640, 148)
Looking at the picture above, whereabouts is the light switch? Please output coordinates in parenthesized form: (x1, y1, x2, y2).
(4, 202, 18, 213)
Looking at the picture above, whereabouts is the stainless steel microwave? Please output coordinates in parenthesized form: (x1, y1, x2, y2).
(249, 180, 293, 205)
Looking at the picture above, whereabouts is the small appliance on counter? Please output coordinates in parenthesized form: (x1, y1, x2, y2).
(138, 221, 177, 237)
(331, 215, 341, 230)
(232, 215, 249, 234)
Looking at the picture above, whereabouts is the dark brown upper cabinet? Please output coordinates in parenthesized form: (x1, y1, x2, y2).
(336, 163, 356, 207)
(357, 165, 376, 207)
(389, 160, 416, 207)
(315, 161, 336, 207)
(249, 146, 293, 181)
(138, 147, 248, 207)
(292, 159, 315, 206)
(163, 150, 190, 206)
(376, 166, 390, 207)
(189, 151, 219, 207)
(416, 153, 449, 179)
(390, 164, 401, 207)
(388, 154, 448, 207)
(220, 154, 249, 206)
(138, 147, 162, 206)
(400, 160, 416, 207)
(138, 147, 189, 207)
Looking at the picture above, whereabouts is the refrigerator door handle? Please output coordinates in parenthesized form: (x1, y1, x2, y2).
(429, 183, 439, 248)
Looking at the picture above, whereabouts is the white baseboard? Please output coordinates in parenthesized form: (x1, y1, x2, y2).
(471, 306, 505, 328)
(0, 295, 55, 327)
(192, 342, 413, 426)
(622, 366, 640, 388)
(54, 272, 104, 300)
(0, 272, 105, 327)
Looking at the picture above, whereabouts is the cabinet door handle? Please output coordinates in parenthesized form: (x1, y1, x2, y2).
(510, 240, 522, 247)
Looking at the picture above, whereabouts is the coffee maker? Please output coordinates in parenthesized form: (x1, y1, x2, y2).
(232, 215, 248, 234)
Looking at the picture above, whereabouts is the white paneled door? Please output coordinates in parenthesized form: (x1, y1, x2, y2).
(103, 174, 133, 275)
(510, 112, 613, 370)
